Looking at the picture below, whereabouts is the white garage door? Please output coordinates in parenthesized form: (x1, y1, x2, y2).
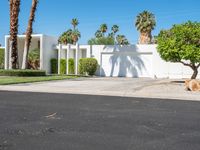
(101, 52, 153, 77)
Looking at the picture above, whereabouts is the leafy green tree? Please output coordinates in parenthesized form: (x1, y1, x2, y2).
(135, 10, 156, 44)
(157, 21, 200, 79)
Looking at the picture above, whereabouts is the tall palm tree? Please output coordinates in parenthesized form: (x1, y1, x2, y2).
(22, 0, 39, 69)
(71, 18, 79, 30)
(9, 0, 21, 69)
(135, 10, 156, 44)
(100, 24, 108, 36)
(71, 29, 81, 44)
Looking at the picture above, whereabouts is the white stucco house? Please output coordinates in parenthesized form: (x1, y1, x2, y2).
(4, 34, 200, 79)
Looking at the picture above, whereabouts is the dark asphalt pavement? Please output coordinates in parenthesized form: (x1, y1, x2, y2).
(0, 91, 200, 150)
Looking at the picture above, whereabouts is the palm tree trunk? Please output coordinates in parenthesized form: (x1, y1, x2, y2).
(22, 0, 38, 69)
(9, 0, 20, 69)
(139, 32, 152, 44)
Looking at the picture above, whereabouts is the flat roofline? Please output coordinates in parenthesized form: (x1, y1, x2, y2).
(5, 34, 44, 38)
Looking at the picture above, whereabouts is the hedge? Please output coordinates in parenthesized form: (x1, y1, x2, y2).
(50, 58, 75, 74)
(0, 48, 4, 69)
(79, 58, 98, 76)
(68, 58, 75, 74)
(50, 58, 58, 74)
(60, 59, 67, 75)
(0, 70, 46, 76)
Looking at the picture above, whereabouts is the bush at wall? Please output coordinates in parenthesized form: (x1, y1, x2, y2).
(60, 59, 67, 74)
(79, 58, 98, 76)
(0, 70, 46, 76)
(0, 48, 4, 69)
(68, 58, 75, 74)
(50, 58, 58, 74)
(50, 58, 75, 74)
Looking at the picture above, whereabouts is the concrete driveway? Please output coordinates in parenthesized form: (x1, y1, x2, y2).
(0, 77, 200, 100)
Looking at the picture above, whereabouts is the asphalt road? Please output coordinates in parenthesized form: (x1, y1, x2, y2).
(0, 91, 200, 150)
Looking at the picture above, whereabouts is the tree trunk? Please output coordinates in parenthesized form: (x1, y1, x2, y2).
(9, 0, 20, 69)
(139, 32, 152, 44)
(22, 0, 38, 69)
(191, 67, 198, 79)
(21, 41, 28, 69)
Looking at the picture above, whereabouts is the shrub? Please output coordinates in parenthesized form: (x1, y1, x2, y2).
(157, 21, 200, 79)
(79, 58, 98, 76)
(28, 48, 40, 70)
(51, 58, 76, 74)
(68, 58, 75, 74)
(0, 48, 4, 69)
(0, 70, 46, 76)
(50, 58, 58, 74)
(60, 59, 67, 75)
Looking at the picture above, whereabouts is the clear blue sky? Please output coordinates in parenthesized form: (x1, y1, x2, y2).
(0, 0, 200, 46)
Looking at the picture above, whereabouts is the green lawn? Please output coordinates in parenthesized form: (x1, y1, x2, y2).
(0, 75, 79, 85)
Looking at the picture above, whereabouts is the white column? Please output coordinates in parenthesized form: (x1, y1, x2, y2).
(66, 44, 70, 75)
(4, 37, 8, 70)
(39, 36, 43, 70)
(86, 45, 91, 58)
(8, 40, 12, 70)
(75, 43, 79, 75)
(58, 44, 62, 75)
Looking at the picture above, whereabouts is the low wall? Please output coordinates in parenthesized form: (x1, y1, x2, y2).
(90, 45, 199, 79)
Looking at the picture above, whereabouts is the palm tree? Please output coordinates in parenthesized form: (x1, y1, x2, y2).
(111, 25, 119, 44)
(100, 24, 108, 36)
(71, 18, 79, 30)
(58, 29, 73, 44)
(71, 29, 81, 44)
(95, 30, 103, 38)
(116, 35, 129, 45)
(22, 0, 38, 69)
(111, 25, 119, 34)
(135, 10, 156, 44)
(9, 0, 21, 69)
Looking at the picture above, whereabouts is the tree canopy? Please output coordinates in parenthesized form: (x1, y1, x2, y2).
(88, 24, 129, 45)
(157, 21, 200, 79)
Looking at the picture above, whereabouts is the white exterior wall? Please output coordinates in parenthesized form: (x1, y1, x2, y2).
(90, 45, 200, 79)
(91, 45, 154, 77)
(41, 35, 58, 73)
(4, 34, 58, 73)
(152, 46, 200, 79)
